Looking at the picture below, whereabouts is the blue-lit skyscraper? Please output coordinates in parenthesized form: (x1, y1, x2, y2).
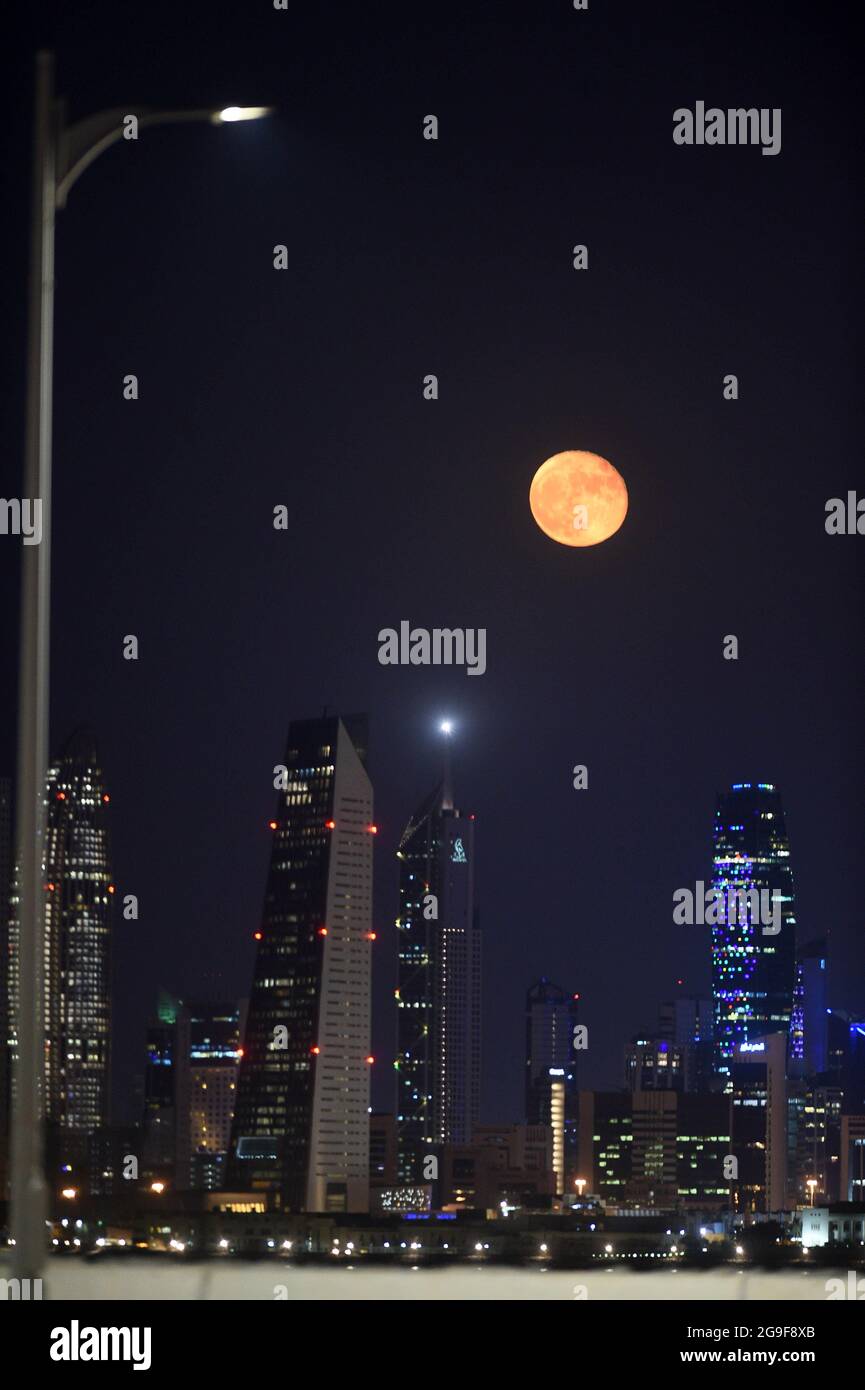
(710, 783, 797, 1077)
(789, 937, 828, 1078)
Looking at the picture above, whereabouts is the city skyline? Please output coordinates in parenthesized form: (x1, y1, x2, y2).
(0, 4, 863, 1335)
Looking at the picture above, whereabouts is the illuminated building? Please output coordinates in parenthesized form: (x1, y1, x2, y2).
(141, 992, 180, 1184)
(7, 730, 113, 1139)
(578, 1091, 632, 1201)
(627, 992, 714, 1095)
(176, 1000, 244, 1190)
(840, 1115, 865, 1201)
(438, 1124, 556, 1210)
(525, 979, 579, 1193)
(788, 1080, 843, 1206)
(394, 742, 481, 1182)
(579, 1089, 730, 1209)
(789, 937, 828, 1077)
(0, 776, 11, 1198)
(710, 783, 797, 1076)
(625, 1037, 687, 1092)
(228, 715, 373, 1212)
(729, 1032, 788, 1213)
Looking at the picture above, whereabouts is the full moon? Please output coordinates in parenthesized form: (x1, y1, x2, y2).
(529, 449, 628, 547)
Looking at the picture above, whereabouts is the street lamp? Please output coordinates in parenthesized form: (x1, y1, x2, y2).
(12, 50, 270, 1283)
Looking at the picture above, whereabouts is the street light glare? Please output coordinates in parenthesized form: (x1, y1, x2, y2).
(440, 720, 453, 736)
(215, 105, 272, 123)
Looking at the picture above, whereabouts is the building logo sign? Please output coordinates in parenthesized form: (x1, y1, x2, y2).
(451, 837, 467, 864)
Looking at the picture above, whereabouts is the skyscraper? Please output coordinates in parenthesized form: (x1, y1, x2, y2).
(710, 782, 797, 1076)
(789, 937, 828, 1077)
(525, 978, 579, 1192)
(0, 776, 12, 1198)
(176, 999, 244, 1190)
(227, 714, 373, 1212)
(7, 731, 114, 1141)
(395, 746, 481, 1182)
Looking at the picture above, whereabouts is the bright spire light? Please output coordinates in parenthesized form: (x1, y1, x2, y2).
(214, 106, 273, 123)
(440, 720, 453, 736)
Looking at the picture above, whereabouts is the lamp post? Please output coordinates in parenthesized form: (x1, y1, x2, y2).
(12, 50, 270, 1282)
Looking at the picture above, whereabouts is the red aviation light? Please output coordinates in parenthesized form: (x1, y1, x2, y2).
(367, 931, 377, 941)
(107, 885, 115, 895)
(268, 820, 278, 831)
(46, 882, 55, 892)
(366, 1055, 375, 1065)
(311, 1045, 320, 1056)
(102, 794, 110, 804)
(325, 820, 336, 830)
(253, 931, 263, 941)
(56, 792, 66, 801)
(318, 927, 328, 936)
(368, 824, 378, 834)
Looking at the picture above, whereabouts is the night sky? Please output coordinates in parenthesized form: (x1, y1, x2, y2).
(1, 1, 862, 1127)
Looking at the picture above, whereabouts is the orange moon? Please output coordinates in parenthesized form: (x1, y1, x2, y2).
(529, 450, 628, 547)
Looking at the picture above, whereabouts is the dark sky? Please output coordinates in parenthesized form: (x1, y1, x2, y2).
(1, 1, 863, 1126)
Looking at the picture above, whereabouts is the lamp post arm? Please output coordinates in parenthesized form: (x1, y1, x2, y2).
(56, 107, 216, 208)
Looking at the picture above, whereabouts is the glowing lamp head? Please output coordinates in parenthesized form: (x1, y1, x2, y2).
(440, 720, 453, 736)
(214, 105, 273, 123)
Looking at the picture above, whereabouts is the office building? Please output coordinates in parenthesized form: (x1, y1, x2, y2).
(525, 978, 579, 1193)
(395, 752, 481, 1182)
(710, 783, 797, 1075)
(228, 715, 373, 1212)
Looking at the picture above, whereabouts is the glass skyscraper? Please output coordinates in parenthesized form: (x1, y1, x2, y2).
(7, 730, 114, 1139)
(395, 769, 481, 1182)
(710, 782, 796, 1076)
(227, 715, 373, 1212)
